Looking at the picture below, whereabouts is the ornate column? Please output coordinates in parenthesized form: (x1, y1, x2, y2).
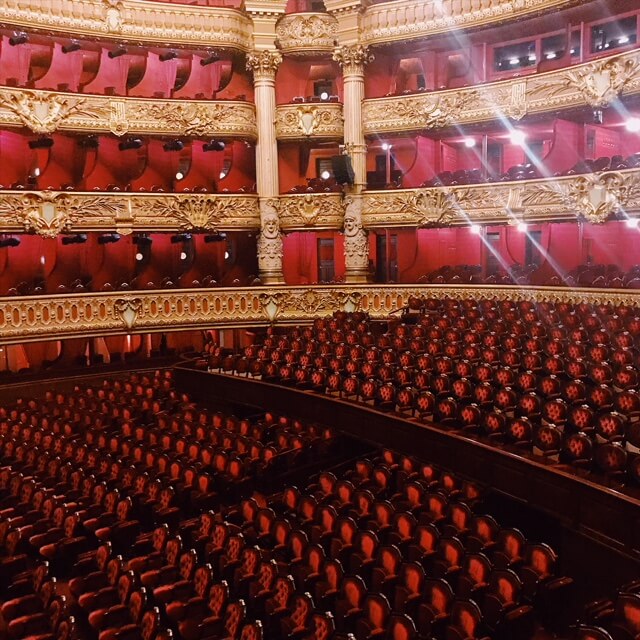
(247, 49, 284, 284)
(333, 44, 373, 282)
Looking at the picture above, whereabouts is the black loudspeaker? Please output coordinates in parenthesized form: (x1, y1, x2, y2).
(331, 155, 355, 185)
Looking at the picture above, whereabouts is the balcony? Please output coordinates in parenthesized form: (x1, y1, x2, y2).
(275, 102, 343, 140)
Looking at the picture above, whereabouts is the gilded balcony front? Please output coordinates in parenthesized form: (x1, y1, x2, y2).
(275, 103, 344, 141)
(0, 89, 257, 139)
(0, 0, 252, 50)
(0, 191, 260, 237)
(363, 50, 640, 134)
(360, 0, 582, 46)
(1, 284, 638, 345)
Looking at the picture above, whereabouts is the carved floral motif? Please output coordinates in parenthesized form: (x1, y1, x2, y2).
(278, 194, 344, 228)
(276, 13, 338, 53)
(246, 50, 283, 79)
(257, 200, 283, 277)
(332, 44, 374, 75)
(343, 196, 369, 270)
(276, 103, 343, 138)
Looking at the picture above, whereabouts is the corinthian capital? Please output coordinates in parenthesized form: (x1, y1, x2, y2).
(246, 50, 283, 79)
(332, 44, 374, 76)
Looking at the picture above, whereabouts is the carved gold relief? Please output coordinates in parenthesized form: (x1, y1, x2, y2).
(276, 103, 343, 139)
(0, 0, 252, 50)
(333, 44, 374, 76)
(360, 0, 581, 46)
(246, 50, 283, 79)
(0, 191, 260, 235)
(275, 12, 338, 54)
(0, 87, 257, 138)
(363, 49, 640, 134)
(0, 284, 636, 346)
(278, 193, 344, 229)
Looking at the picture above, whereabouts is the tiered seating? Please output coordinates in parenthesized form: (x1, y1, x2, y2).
(0, 369, 361, 638)
(213, 300, 640, 487)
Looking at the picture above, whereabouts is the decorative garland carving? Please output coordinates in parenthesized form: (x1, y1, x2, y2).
(257, 199, 283, 276)
(363, 49, 640, 134)
(277, 193, 344, 228)
(0, 88, 257, 138)
(0, 191, 260, 235)
(542, 55, 640, 108)
(0, 192, 125, 238)
(343, 196, 369, 270)
(276, 103, 343, 139)
(0, 90, 91, 134)
(522, 171, 640, 224)
(114, 297, 142, 329)
(246, 50, 283, 79)
(275, 12, 338, 54)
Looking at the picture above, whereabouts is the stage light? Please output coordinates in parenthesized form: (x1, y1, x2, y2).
(463, 138, 476, 148)
(470, 224, 482, 234)
(320, 170, 331, 180)
(159, 51, 178, 62)
(98, 233, 121, 244)
(517, 222, 528, 232)
(625, 218, 639, 229)
(625, 117, 640, 133)
(133, 235, 152, 246)
(62, 41, 81, 53)
(118, 138, 143, 151)
(381, 142, 390, 151)
(204, 233, 227, 243)
(28, 137, 54, 149)
(108, 45, 128, 59)
(175, 172, 184, 181)
(163, 140, 184, 152)
(203, 140, 225, 152)
(509, 130, 526, 146)
(0, 237, 20, 248)
(171, 233, 192, 244)
(9, 32, 28, 46)
(180, 251, 187, 260)
(61, 234, 87, 245)
(319, 91, 329, 101)
(200, 51, 220, 66)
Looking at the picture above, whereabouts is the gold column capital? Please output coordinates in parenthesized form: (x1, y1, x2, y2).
(332, 43, 374, 76)
(246, 50, 283, 80)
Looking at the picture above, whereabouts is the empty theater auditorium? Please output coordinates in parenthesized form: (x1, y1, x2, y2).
(1, 0, 640, 638)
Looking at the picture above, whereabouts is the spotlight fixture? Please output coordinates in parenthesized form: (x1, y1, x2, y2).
(28, 137, 54, 149)
(9, 32, 28, 46)
(200, 51, 220, 66)
(593, 109, 604, 125)
(463, 138, 476, 148)
(170, 233, 192, 244)
(204, 233, 227, 243)
(98, 233, 121, 244)
(118, 137, 143, 151)
(163, 140, 184, 152)
(319, 91, 329, 101)
(108, 45, 128, 59)
(159, 51, 178, 62)
(517, 222, 528, 232)
(61, 234, 87, 245)
(470, 224, 482, 235)
(320, 170, 331, 180)
(62, 41, 81, 54)
(0, 237, 20, 248)
(625, 117, 640, 133)
(133, 234, 152, 246)
(78, 135, 99, 149)
(203, 140, 225, 152)
(509, 129, 527, 146)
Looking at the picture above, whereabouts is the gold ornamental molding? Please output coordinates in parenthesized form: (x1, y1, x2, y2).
(0, 88, 257, 139)
(275, 12, 339, 55)
(275, 103, 343, 140)
(277, 193, 344, 230)
(362, 168, 640, 228)
(1, 284, 638, 345)
(0, 191, 260, 237)
(363, 49, 640, 134)
(360, 0, 583, 46)
(0, 0, 252, 50)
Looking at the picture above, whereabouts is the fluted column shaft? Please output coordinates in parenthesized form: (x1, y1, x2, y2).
(334, 44, 373, 282)
(247, 50, 284, 284)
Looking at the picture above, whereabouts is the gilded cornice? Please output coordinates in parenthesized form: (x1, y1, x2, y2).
(361, 0, 583, 46)
(0, 191, 260, 237)
(275, 12, 339, 55)
(275, 103, 343, 140)
(0, 284, 638, 345)
(0, 88, 257, 138)
(363, 49, 640, 134)
(362, 169, 640, 227)
(0, 0, 252, 50)
(277, 193, 344, 229)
